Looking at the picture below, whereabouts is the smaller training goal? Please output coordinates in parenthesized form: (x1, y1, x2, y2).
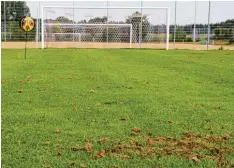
(44, 23, 133, 48)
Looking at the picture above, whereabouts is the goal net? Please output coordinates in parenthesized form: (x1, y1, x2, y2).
(42, 6, 170, 49)
(44, 23, 133, 48)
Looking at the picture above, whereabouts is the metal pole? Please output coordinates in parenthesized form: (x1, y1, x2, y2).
(130, 24, 132, 48)
(207, 1, 211, 50)
(106, 1, 109, 44)
(41, 6, 44, 49)
(25, 32, 27, 59)
(173, 1, 177, 49)
(193, 1, 197, 42)
(73, 1, 75, 42)
(39, 1, 41, 42)
(4, 1, 7, 42)
(166, 8, 170, 50)
(139, 23, 142, 48)
(140, 1, 143, 48)
(36, 2, 39, 48)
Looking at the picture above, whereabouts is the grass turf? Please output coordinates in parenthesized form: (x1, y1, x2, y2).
(1, 49, 234, 168)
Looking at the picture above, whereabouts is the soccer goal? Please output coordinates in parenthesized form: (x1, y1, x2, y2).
(41, 6, 170, 49)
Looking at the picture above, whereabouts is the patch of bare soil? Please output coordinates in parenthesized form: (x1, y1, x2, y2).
(2, 42, 234, 50)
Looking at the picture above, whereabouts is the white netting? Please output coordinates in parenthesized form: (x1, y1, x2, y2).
(45, 24, 132, 43)
(42, 7, 169, 49)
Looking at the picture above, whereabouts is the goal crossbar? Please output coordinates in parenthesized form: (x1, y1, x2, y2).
(42, 6, 170, 49)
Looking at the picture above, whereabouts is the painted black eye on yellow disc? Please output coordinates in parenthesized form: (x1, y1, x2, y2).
(19, 16, 35, 32)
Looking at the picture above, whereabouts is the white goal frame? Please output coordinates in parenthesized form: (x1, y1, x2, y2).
(41, 6, 170, 50)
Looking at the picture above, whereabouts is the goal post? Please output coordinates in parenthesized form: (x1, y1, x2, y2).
(41, 6, 170, 50)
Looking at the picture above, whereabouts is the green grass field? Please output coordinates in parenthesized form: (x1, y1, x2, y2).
(2, 49, 234, 168)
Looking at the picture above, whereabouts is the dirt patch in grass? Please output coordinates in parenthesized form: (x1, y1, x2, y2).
(98, 138, 109, 143)
(71, 141, 93, 152)
(70, 131, 234, 167)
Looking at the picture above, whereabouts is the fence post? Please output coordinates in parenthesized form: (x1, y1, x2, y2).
(36, 1, 39, 48)
(73, 1, 75, 42)
(207, 1, 211, 50)
(4, 1, 7, 42)
(106, 1, 109, 44)
(173, 1, 177, 49)
(166, 8, 170, 50)
(41, 6, 44, 49)
(38, 1, 41, 43)
(193, 1, 197, 42)
(140, 1, 143, 49)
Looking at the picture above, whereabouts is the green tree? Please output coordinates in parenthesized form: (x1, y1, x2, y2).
(1, 1, 31, 42)
(88, 16, 107, 24)
(126, 12, 150, 43)
(55, 16, 73, 23)
(1, 1, 30, 21)
(214, 28, 233, 40)
(85, 17, 107, 42)
(171, 26, 186, 42)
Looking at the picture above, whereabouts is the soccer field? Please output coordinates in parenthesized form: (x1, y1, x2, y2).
(1, 49, 234, 168)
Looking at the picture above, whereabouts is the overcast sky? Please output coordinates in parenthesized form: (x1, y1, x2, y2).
(26, 1, 234, 25)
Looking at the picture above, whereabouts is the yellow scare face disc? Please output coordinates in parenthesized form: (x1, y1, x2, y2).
(20, 16, 35, 32)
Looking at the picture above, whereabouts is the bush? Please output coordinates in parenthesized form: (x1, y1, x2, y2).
(214, 27, 233, 40)
(185, 37, 193, 42)
(229, 39, 234, 44)
(4, 20, 36, 42)
(171, 27, 186, 42)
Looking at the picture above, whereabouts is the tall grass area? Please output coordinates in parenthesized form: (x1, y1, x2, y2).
(2, 49, 234, 168)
